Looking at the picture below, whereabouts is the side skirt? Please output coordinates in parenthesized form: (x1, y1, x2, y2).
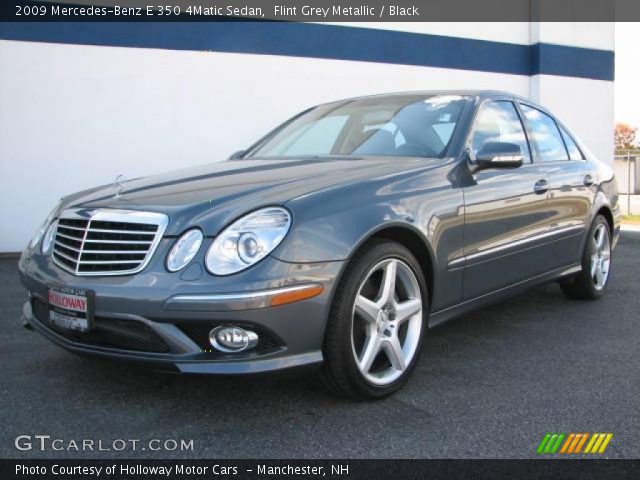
(428, 263, 582, 329)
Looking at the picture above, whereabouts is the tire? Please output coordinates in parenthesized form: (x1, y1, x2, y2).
(560, 215, 612, 300)
(318, 239, 428, 400)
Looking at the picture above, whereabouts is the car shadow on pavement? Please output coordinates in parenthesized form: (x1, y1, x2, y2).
(35, 279, 573, 407)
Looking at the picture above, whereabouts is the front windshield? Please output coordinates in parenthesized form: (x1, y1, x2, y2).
(246, 95, 470, 159)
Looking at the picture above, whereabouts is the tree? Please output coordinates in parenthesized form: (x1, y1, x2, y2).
(615, 123, 638, 150)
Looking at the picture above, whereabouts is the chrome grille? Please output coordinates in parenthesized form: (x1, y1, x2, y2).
(52, 209, 169, 276)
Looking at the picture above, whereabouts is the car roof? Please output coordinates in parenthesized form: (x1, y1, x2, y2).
(325, 90, 533, 105)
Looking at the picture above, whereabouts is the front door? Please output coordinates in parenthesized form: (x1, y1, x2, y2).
(461, 100, 553, 299)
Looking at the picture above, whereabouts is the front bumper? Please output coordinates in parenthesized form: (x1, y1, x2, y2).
(19, 245, 343, 375)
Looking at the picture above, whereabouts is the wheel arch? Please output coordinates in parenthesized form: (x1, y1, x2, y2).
(332, 222, 436, 310)
(596, 205, 614, 234)
(576, 204, 615, 265)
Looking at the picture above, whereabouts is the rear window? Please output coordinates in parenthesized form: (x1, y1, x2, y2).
(521, 105, 569, 162)
(559, 125, 584, 160)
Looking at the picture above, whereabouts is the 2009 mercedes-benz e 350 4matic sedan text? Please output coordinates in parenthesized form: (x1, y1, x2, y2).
(19, 91, 620, 399)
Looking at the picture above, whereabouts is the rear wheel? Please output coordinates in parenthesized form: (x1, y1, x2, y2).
(318, 240, 428, 400)
(560, 215, 612, 300)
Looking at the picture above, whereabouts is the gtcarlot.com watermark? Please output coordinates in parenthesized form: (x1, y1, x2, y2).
(15, 435, 194, 452)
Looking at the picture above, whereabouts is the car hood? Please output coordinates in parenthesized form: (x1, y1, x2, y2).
(63, 156, 436, 236)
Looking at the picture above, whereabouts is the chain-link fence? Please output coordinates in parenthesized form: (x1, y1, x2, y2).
(614, 150, 639, 216)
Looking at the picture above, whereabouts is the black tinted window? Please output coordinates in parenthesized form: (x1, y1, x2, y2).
(521, 105, 569, 162)
(559, 125, 584, 160)
(469, 101, 531, 163)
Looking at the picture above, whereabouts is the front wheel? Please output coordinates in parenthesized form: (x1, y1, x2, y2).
(318, 240, 428, 400)
(560, 215, 612, 300)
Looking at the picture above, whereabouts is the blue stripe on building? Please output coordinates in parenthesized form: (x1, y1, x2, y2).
(530, 43, 614, 80)
(0, 21, 614, 81)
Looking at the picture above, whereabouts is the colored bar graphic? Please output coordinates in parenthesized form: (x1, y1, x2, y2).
(584, 433, 599, 453)
(567, 434, 583, 453)
(550, 434, 565, 453)
(593, 434, 606, 452)
(584, 433, 614, 453)
(545, 434, 559, 453)
(560, 434, 575, 453)
(537, 433, 565, 454)
(574, 433, 589, 453)
(537, 434, 551, 454)
(598, 434, 614, 453)
(538, 433, 613, 454)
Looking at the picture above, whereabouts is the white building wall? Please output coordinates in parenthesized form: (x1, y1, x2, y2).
(529, 22, 615, 172)
(0, 22, 614, 252)
(531, 22, 614, 50)
(330, 22, 532, 44)
(530, 75, 614, 165)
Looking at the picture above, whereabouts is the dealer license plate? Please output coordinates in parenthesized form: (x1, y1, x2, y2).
(47, 285, 94, 333)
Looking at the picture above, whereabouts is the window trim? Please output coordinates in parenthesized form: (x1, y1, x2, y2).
(464, 98, 534, 165)
(557, 123, 586, 161)
(518, 103, 571, 163)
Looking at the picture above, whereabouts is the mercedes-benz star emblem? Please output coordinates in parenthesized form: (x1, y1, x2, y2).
(114, 174, 125, 198)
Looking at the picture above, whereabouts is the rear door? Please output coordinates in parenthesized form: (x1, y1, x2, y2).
(519, 104, 595, 267)
(461, 99, 552, 299)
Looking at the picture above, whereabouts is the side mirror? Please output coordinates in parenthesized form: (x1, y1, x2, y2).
(228, 150, 246, 160)
(475, 142, 523, 169)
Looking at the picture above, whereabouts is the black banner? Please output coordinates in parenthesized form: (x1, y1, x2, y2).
(3, 460, 640, 480)
(2, 0, 640, 22)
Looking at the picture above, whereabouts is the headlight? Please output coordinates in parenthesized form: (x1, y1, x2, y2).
(41, 220, 59, 254)
(29, 201, 62, 250)
(205, 207, 291, 275)
(166, 229, 203, 272)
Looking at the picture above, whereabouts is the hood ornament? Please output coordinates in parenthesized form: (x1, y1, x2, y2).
(114, 174, 126, 198)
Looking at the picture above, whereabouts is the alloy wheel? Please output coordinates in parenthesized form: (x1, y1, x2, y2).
(591, 223, 611, 290)
(351, 258, 423, 386)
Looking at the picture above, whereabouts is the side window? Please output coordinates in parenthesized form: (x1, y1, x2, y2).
(559, 125, 584, 160)
(520, 105, 569, 161)
(468, 101, 531, 163)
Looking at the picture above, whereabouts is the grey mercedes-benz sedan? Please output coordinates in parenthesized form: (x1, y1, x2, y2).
(19, 91, 620, 399)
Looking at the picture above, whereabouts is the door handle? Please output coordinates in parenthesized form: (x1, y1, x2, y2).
(583, 174, 594, 187)
(533, 179, 549, 194)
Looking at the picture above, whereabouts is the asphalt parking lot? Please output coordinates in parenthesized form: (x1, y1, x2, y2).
(1, 231, 639, 459)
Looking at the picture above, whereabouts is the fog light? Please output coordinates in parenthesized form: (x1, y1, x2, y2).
(209, 326, 258, 353)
